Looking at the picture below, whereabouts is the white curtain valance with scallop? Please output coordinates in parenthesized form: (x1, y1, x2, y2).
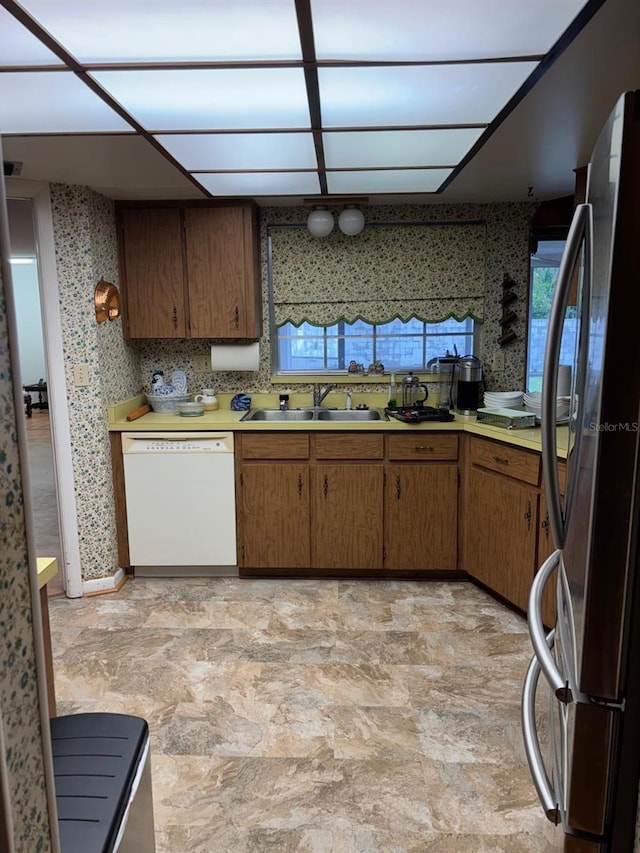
(269, 222, 487, 327)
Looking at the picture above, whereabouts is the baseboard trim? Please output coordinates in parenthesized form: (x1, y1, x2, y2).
(239, 568, 467, 580)
(82, 568, 127, 597)
(134, 565, 239, 578)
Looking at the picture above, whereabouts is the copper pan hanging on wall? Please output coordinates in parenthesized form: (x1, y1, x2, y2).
(94, 279, 120, 323)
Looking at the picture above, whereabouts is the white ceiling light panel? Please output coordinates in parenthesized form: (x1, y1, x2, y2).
(91, 68, 311, 131)
(327, 169, 452, 194)
(323, 128, 485, 168)
(194, 172, 321, 197)
(156, 132, 318, 171)
(311, 0, 589, 61)
(318, 63, 538, 128)
(0, 7, 64, 66)
(0, 72, 131, 134)
(15, 0, 302, 63)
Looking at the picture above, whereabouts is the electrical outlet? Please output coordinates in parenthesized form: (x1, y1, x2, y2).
(73, 363, 90, 387)
(492, 350, 505, 372)
(193, 355, 211, 373)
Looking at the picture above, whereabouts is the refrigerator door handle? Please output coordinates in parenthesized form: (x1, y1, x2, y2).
(522, 633, 561, 825)
(529, 549, 573, 703)
(541, 202, 592, 548)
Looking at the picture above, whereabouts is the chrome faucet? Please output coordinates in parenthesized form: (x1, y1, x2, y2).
(313, 383, 336, 407)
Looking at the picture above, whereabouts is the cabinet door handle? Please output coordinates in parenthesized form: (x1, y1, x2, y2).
(395, 475, 401, 500)
(323, 475, 328, 499)
(414, 445, 434, 452)
(542, 510, 550, 540)
(524, 500, 532, 531)
(172, 305, 178, 330)
(297, 473, 303, 497)
(234, 305, 240, 330)
(493, 455, 509, 465)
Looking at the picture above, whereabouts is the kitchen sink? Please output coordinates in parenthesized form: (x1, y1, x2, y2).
(241, 408, 315, 422)
(241, 407, 387, 422)
(315, 408, 387, 421)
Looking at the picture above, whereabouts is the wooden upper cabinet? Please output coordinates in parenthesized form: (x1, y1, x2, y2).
(118, 203, 262, 340)
(184, 206, 262, 339)
(120, 207, 187, 338)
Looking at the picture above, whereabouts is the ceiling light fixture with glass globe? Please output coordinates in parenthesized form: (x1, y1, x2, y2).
(306, 206, 334, 237)
(338, 205, 365, 236)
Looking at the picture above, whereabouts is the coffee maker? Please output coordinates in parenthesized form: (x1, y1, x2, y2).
(453, 355, 483, 414)
(400, 372, 429, 408)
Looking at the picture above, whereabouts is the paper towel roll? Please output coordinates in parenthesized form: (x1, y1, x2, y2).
(557, 364, 572, 397)
(210, 342, 260, 371)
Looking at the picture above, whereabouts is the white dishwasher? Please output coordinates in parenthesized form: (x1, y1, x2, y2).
(121, 432, 237, 576)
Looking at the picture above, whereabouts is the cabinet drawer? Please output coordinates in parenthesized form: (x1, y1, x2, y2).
(313, 434, 384, 460)
(387, 433, 458, 461)
(240, 433, 309, 460)
(469, 437, 540, 486)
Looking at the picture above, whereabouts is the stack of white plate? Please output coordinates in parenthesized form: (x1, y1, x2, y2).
(483, 390, 524, 410)
(523, 392, 571, 423)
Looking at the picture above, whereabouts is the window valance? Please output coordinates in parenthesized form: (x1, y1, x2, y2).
(269, 222, 487, 327)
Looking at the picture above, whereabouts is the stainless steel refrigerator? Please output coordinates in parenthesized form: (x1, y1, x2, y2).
(522, 90, 640, 852)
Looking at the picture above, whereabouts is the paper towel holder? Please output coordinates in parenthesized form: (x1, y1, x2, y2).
(210, 341, 260, 371)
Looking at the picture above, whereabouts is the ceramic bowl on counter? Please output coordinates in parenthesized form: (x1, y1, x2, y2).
(146, 394, 190, 413)
(178, 401, 205, 417)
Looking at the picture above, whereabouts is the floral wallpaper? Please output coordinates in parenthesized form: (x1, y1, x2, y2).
(49, 184, 140, 581)
(0, 214, 52, 847)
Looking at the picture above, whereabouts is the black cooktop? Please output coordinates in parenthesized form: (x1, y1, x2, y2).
(385, 406, 455, 424)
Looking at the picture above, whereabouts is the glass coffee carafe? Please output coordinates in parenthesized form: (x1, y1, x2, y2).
(401, 372, 429, 407)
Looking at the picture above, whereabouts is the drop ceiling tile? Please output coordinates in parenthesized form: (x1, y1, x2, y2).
(0, 7, 64, 65)
(326, 169, 452, 194)
(91, 68, 311, 131)
(194, 171, 321, 196)
(156, 132, 317, 170)
(0, 72, 131, 133)
(318, 63, 539, 127)
(311, 0, 588, 60)
(15, 0, 301, 62)
(323, 128, 485, 168)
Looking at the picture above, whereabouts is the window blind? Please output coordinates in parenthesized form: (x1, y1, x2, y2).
(269, 222, 487, 327)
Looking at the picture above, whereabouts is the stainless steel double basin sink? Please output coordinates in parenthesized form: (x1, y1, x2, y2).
(240, 407, 387, 422)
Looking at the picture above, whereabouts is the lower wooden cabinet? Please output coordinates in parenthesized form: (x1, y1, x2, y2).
(385, 464, 458, 570)
(466, 465, 538, 612)
(312, 464, 384, 569)
(239, 463, 310, 569)
(537, 461, 566, 627)
(236, 431, 457, 574)
(537, 492, 557, 627)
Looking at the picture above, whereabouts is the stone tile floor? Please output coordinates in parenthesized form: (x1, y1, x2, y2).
(50, 577, 560, 852)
